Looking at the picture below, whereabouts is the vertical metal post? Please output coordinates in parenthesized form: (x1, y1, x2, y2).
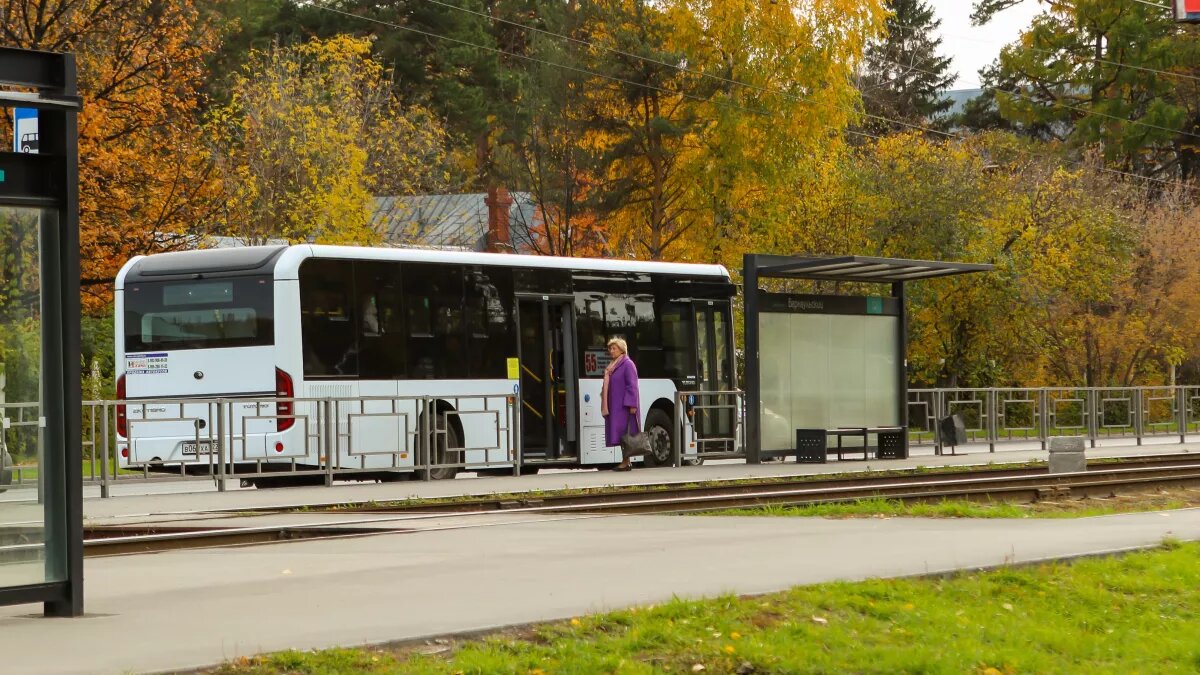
(325, 399, 335, 487)
(423, 398, 433, 481)
(1087, 389, 1098, 449)
(38, 52, 82, 616)
(1133, 388, 1143, 446)
(672, 392, 682, 467)
(1178, 385, 1188, 444)
(892, 282, 909, 458)
(512, 392, 522, 476)
(1038, 388, 1049, 450)
(509, 394, 519, 477)
(933, 389, 944, 456)
(987, 389, 996, 453)
(215, 399, 226, 492)
(743, 254, 761, 464)
(100, 402, 110, 499)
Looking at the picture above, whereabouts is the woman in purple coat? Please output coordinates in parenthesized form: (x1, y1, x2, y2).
(601, 337, 641, 471)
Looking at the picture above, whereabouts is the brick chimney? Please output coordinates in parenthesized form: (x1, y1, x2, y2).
(485, 186, 514, 253)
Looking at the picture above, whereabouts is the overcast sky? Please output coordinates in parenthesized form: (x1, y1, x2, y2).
(925, 0, 1044, 90)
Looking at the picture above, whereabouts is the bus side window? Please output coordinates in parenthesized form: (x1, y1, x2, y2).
(632, 296, 662, 378)
(661, 303, 691, 380)
(405, 263, 465, 379)
(299, 259, 358, 378)
(466, 266, 513, 379)
(575, 296, 605, 377)
(356, 261, 405, 379)
(604, 295, 636, 355)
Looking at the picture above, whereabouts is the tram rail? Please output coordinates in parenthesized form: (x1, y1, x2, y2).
(302, 455, 1200, 516)
(59, 455, 1200, 557)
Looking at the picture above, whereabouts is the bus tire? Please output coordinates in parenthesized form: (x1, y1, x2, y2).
(641, 409, 674, 468)
(417, 414, 461, 481)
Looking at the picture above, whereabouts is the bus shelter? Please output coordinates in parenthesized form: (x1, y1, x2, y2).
(0, 47, 83, 616)
(743, 254, 991, 463)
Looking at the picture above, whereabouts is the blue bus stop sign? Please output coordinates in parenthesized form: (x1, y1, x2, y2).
(13, 108, 37, 153)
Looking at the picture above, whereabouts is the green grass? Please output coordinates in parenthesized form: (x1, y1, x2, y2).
(702, 492, 1200, 519)
(705, 498, 1034, 519)
(6, 459, 140, 483)
(215, 541, 1200, 674)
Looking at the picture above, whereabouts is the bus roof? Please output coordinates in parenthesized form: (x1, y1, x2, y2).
(281, 245, 731, 280)
(116, 244, 733, 287)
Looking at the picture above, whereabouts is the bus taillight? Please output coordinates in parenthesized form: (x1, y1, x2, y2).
(276, 368, 295, 431)
(116, 374, 127, 437)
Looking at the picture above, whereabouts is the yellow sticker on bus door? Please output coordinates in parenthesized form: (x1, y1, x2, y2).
(507, 357, 520, 380)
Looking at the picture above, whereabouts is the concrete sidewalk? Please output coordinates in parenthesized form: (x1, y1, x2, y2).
(0, 509, 1197, 674)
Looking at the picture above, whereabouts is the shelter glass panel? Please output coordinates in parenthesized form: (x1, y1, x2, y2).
(0, 207, 53, 586)
(759, 310, 898, 453)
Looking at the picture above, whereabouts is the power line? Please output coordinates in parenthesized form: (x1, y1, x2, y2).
(315, 4, 779, 122)
(871, 50, 1200, 143)
(420, 0, 1200, 151)
(413, 0, 1185, 148)
(887, 18, 1200, 85)
(315, 2, 1200, 194)
(415, 0, 958, 139)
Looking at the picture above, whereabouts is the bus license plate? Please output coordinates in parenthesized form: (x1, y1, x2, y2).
(182, 441, 214, 455)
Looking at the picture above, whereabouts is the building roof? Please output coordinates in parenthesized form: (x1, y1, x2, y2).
(371, 192, 540, 252)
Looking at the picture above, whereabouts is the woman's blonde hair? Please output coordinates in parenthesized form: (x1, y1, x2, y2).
(606, 337, 628, 354)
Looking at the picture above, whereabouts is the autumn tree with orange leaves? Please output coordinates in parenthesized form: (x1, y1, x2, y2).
(0, 0, 221, 308)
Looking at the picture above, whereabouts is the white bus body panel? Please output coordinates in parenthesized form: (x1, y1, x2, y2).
(298, 379, 517, 470)
(578, 377, 679, 465)
(120, 346, 281, 464)
(115, 270, 292, 468)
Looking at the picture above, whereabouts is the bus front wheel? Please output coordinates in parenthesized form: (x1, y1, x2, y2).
(641, 409, 674, 468)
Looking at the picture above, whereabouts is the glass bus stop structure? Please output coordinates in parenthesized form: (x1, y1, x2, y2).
(0, 47, 84, 616)
(742, 254, 991, 464)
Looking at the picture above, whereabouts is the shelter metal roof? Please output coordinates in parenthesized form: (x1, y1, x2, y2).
(752, 255, 992, 283)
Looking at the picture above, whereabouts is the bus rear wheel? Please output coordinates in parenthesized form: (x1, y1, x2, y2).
(641, 409, 674, 468)
(417, 414, 461, 481)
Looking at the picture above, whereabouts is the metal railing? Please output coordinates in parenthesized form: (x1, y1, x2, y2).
(7, 384, 1200, 497)
(2, 391, 519, 498)
(672, 390, 746, 465)
(908, 386, 1200, 454)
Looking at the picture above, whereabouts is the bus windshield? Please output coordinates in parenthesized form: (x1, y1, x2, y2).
(124, 276, 274, 352)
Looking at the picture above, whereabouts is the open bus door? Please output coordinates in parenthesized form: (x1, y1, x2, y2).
(517, 297, 579, 461)
(694, 300, 735, 451)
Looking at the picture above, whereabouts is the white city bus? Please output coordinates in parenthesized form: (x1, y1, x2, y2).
(114, 245, 736, 484)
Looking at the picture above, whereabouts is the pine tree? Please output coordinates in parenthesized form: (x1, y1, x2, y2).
(858, 0, 956, 134)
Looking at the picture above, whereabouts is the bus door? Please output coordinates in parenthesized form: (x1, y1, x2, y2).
(694, 301, 735, 449)
(517, 297, 579, 459)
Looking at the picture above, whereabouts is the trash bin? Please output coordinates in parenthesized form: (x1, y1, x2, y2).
(795, 428, 826, 464)
(876, 429, 907, 459)
(939, 414, 967, 454)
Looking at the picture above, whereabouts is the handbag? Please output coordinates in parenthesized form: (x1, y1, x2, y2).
(620, 415, 651, 458)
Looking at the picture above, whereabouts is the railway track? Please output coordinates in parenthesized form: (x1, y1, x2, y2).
(69, 454, 1200, 556)
(294, 454, 1200, 515)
